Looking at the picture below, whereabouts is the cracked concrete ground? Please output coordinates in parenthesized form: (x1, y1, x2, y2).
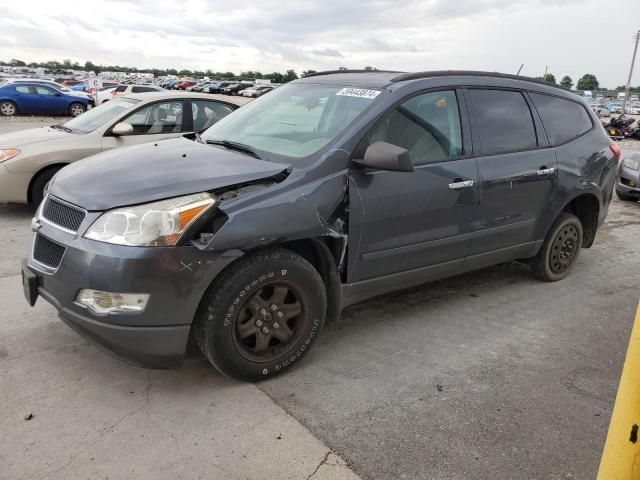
(0, 119, 361, 480)
(1, 118, 640, 479)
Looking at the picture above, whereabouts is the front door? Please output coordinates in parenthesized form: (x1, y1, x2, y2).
(464, 88, 557, 256)
(101, 100, 186, 151)
(348, 90, 478, 282)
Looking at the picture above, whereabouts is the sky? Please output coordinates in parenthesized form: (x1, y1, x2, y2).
(0, 0, 639, 87)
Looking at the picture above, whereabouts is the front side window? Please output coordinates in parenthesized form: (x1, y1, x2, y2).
(201, 83, 381, 163)
(367, 90, 463, 165)
(468, 89, 537, 155)
(64, 99, 140, 133)
(123, 100, 184, 134)
(192, 100, 234, 131)
(529, 93, 592, 145)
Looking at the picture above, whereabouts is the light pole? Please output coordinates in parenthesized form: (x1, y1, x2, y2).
(621, 30, 639, 116)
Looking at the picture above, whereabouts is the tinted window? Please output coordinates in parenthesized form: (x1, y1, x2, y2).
(123, 101, 184, 134)
(530, 93, 592, 145)
(368, 90, 463, 165)
(115, 85, 127, 93)
(192, 100, 234, 131)
(468, 89, 537, 155)
(132, 86, 158, 93)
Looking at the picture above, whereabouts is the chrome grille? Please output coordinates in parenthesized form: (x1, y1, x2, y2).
(33, 234, 66, 269)
(42, 197, 86, 232)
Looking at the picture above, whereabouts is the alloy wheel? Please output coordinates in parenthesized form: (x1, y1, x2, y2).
(1, 102, 16, 115)
(232, 283, 307, 362)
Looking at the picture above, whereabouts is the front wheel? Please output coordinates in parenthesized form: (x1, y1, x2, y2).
(194, 248, 326, 381)
(69, 102, 86, 117)
(531, 212, 583, 282)
(30, 166, 63, 206)
(616, 189, 634, 201)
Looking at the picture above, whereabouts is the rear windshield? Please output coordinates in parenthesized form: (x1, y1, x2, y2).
(201, 83, 382, 164)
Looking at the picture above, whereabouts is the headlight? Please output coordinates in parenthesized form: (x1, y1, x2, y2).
(0, 149, 20, 162)
(84, 192, 216, 246)
(622, 157, 640, 171)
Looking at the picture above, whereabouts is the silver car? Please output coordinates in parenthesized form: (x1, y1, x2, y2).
(616, 153, 640, 201)
(0, 92, 251, 204)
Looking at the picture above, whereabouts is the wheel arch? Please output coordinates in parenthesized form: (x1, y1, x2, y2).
(560, 192, 600, 248)
(27, 163, 68, 203)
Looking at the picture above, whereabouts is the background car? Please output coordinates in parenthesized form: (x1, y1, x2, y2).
(205, 81, 234, 94)
(615, 153, 640, 201)
(111, 84, 164, 99)
(241, 85, 274, 97)
(0, 92, 251, 205)
(0, 83, 90, 117)
(221, 82, 253, 95)
(0, 78, 93, 101)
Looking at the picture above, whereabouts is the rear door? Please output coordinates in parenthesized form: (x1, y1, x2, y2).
(465, 88, 557, 261)
(348, 89, 478, 282)
(13, 85, 39, 113)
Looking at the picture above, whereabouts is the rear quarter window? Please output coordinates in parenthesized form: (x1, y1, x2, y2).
(529, 93, 593, 145)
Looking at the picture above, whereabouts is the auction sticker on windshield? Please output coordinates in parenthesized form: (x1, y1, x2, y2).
(336, 88, 381, 99)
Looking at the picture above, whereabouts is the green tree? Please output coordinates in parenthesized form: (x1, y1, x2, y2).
(302, 70, 317, 77)
(282, 69, 298, 82)
(560, 76, 573, 89)
(536, 73, 556, 83)
(576, 74, 599, 91)
(9, 59, 26, 66)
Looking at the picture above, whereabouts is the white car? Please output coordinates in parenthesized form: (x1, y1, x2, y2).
(0, 92, 251, 205)
(0, 77, 93, 101)
(624, 103, 640, 115)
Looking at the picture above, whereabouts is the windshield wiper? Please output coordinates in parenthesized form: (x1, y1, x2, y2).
(51, 124, 73, 133)
(205, 139, 261, 159)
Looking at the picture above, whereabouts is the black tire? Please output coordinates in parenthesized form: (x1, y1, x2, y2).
(69, 102, 86, 117)
(30, 166, 63, 206)
(0, 100, 17, 116)
(194, 248, 326, 381)
(531, 212, 583, 282)
(616, 189, 633, 201)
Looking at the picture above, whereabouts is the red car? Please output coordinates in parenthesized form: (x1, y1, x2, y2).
(175, 80, 196, 90)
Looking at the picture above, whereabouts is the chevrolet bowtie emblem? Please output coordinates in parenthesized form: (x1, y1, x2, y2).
(30, 218, 41, 233)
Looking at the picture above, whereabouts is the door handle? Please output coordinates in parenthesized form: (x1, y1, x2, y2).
(448, 180, 474, 190)
(536, 167, 556, 176)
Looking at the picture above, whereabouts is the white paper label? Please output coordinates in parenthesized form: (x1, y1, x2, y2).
(336, 88, 381, 99)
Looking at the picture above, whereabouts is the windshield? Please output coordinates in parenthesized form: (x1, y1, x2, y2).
(63, 99, 140, 133)
(201, 83, 381, 163)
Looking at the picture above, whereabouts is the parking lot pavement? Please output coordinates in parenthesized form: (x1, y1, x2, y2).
(0, 119, 361, 480)
(2, 117, 640, 479)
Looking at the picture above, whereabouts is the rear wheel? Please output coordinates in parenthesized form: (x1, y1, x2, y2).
(0, 101, 17, 116)
(194, 248, 326, 381)
(531, 212, 583, 282)
(69, 102, 86, 117)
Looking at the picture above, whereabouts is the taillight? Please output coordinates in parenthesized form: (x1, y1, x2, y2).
(610, 143, 621, 160)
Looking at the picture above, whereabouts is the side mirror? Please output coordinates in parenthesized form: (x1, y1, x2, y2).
(111, 122, 134, 137)
(354, 141, 414, 172)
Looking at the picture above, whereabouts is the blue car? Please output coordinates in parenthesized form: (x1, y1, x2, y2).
(0, 83, 90, 117)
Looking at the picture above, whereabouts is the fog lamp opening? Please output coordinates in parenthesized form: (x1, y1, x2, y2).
(75, 289, 150, 314)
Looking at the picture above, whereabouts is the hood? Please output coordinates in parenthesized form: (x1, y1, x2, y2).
(49, 137, 289, 211)
(0, 126, 70, 148)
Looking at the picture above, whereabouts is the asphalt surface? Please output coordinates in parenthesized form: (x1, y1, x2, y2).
(1, 116, 640, 479)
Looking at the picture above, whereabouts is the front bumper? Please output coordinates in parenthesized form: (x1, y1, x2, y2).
(24, 213, 241, 368)
(616, 164, 640, 198)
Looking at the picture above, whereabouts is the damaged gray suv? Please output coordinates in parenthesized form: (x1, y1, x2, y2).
(23, 70, 618, 381)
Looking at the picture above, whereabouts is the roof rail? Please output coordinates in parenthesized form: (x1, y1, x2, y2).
(302, 69, 405, 78)
(391, 70, 569, 90)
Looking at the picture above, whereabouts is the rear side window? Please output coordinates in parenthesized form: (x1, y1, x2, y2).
(529, 93, 592, 145)
(15, 85, 31, 94)
(468, 89, 537, 155)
